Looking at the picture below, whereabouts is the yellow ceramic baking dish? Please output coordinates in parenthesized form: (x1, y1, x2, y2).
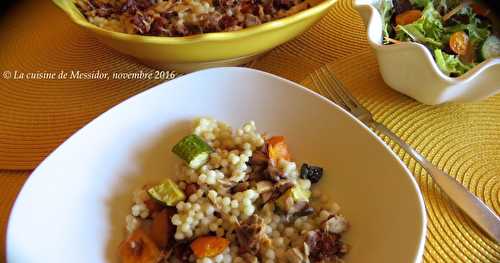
(52, 0, 337, 72)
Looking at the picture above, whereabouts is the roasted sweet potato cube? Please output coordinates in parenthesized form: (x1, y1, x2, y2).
(151, 207, 176, 249)
(119, 228, 162, 263)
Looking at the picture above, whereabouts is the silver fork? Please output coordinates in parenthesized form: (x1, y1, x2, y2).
(310, 66, 500, 243)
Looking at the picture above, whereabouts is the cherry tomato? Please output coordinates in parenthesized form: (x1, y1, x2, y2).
(395, 10, 422, 26)
(449, 31, 469, 55)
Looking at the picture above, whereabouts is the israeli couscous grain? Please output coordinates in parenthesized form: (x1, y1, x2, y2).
(120, 118, 349, 263)
(74, 0, 323, 37)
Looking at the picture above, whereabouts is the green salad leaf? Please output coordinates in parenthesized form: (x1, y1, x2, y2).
(465, 24, 490, 46)
(380, 0, 394, 43)
(383, 0, 494, 77)
(446, 23, 491, 47)
(396, 2, 444, 48)
(410, 0, 432, 9)
(434, 0, 461, 13)
(445, 6, 490, 46)
(434, 49, 474, 76)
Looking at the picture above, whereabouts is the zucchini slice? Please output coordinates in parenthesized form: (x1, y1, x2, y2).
(148, 179, 185, 206)
(172, 134, 213, 169)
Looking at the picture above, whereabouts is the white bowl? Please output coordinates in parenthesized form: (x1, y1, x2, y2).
(7, 67, 426, 262)
(354, 0, 500, 105)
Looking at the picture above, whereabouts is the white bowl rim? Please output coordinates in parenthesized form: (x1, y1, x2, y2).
(353, 0, 500, 83)
(6, 67, 428, 262)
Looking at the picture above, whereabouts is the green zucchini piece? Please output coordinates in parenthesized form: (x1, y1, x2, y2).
(148, 179, 185, 206)
(481, 35, 500, 60)
(172, 134, 213, 169)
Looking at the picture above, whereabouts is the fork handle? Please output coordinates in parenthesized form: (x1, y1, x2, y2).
(372, 122, 500, 243)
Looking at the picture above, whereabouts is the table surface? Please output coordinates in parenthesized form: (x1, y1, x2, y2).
(1, 0, 499, 262)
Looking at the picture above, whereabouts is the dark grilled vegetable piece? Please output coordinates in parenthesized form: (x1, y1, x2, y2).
(173, 242, 193, 263)
(300, 163, 324, 183)
(248, 145, 271, 181)
(184, 182, 200, 197)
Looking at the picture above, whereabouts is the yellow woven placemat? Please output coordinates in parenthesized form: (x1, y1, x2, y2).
(0, 0, 499, 262)
(0, 1, 165, 170)
(0, 0, 366, 170)
(303, 50, 500, 263)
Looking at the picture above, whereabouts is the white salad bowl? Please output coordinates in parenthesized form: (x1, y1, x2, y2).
(7, 67, 426, 262)
(354, 0, 500, 105)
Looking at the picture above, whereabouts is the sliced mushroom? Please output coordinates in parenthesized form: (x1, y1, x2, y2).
(235, 215, 267, 255)
(241, 253, 259, 263)
(285, 247, 307, 263)
(260, 191, 273, 204)
(231, 181, 250, 193)
(322, 215, 349, 234)
(284, 201, 315, 223)
(250, 150, 268, 166)
(265, 165, 284, 182)
(303, 242, 310, 258)
(261, 181, 294, 204)
(255, 180, 273, 193)
(294, 203, 315, 217)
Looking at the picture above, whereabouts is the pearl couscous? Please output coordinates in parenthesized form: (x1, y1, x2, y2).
(74, 0, 322, 37)
(119, 118, 349, 263)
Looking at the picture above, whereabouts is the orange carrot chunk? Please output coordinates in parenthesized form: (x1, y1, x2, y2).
(267, 136, 291, 162)
(449, 31, 469, 55)
(395, 10, 422, 25)
(191, 236, 230, 258)
(119, 228, 162, 263)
